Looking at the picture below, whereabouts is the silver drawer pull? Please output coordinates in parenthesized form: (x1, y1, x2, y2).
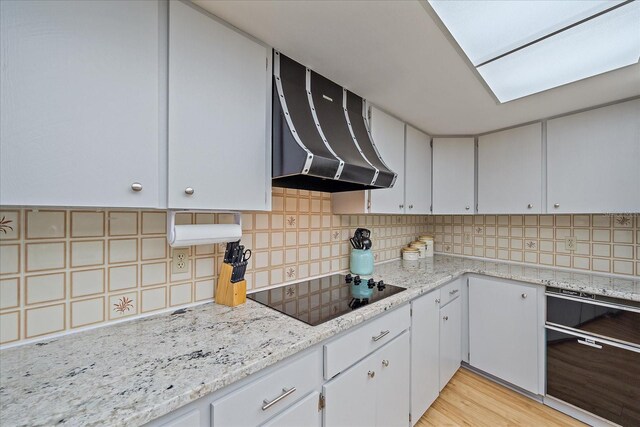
(577, 339, 602, 350)
(372, 330, 390, 342)
(262, 387, 296, 411)
(443, 316, 449, 321)
(382, 359, 389, 367)
(449, 289, 459, 295)
(368, 370, 376, 378)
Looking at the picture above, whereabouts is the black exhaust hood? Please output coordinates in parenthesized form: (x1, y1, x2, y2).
(272, 52, 397, 193)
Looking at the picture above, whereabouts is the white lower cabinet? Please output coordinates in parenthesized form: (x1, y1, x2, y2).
(261, 391, 321, 427)
(468, 276, 541, 394)
(323, 331, 410, 427)
(211, 349, 322, 426)
(439, 295, 461, 391)
(159, 409, 201, 427)
(410, 291, 440, 425)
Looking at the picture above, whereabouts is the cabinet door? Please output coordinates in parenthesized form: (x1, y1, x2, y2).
(262, 391, 321, 427)
(375, 331, 410, 427)
(478, 124, 542, 214)
(322, 353, 376, 427)
(0, 0, 161, 208)
(547, 99, 640, 213)
(410, 294, 440, 425)
(168, 1, 270, 210)
(405, 126, 432, 214)
(468, 277, 539, 394)
(432, 138, 475, 214)
(369, 107, 406, 214)
(439, 297, 461, 391)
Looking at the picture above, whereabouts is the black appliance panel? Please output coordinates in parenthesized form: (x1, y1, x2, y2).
(546, 328, 640, 426)
(546, 293, 640, 345)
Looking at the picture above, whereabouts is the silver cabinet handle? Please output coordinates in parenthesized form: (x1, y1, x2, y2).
(449, 289, 459, 295)
(521, 293, 527, 299)
(185, 187, 195, 195)
(399, 204, 404, 209)
(368, 370, 376, 378)
(465, 206, 470, 210)
(131, 182, 143, 192)
(577, 339, 602, 350)
(382, 359, 389, 367)
(554, 203, 560, 208)
(527, 204, 533, 209)
(435, 298, 441, 304)
(262, 387, 296, 411)
(372, 330, 390, 342)
(443, 316, 449, 321)
(409, 204, 413, 209)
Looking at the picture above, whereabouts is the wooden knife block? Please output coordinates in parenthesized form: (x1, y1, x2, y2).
(216, 263, 246, 307)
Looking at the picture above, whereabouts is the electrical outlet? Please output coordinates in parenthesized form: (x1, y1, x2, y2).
(564, 237, 577, 251)
(172, 248, 189, 274)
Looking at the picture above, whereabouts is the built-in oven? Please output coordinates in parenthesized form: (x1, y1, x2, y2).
(545, 288, 640, 426)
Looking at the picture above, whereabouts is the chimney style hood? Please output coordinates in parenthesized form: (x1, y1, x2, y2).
(272, 52, 397, 192)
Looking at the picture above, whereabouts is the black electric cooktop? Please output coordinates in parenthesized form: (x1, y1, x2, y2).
(247, 274, 406, 326)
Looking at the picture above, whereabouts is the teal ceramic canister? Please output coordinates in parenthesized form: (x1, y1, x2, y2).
(350, 249, 374, 275)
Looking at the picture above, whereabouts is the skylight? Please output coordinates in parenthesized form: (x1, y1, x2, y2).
(428, 0, 640, 102)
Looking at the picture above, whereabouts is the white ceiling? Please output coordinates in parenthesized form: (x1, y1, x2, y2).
(194, 0, 640, 135)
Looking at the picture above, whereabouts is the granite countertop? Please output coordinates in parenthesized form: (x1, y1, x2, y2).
(1, 255, 638, 426)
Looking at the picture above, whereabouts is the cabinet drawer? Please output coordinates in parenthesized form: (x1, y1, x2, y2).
(324, 304, 410, 379)
(211, 349, 322, 427)
(440, 280, 461, 308)
(261, 391, 321, 427)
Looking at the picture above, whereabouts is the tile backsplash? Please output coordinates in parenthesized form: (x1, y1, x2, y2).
(1, 189, 637, 346)
(0, 189, 428, 345)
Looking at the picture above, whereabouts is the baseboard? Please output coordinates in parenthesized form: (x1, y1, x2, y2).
(460, 363, 543, 403)
(544, 395, 620, 427)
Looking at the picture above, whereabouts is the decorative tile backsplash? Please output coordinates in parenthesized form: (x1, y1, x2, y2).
(0, 189, 428, 345)
(1, 190, 637, 346)
(428, 214, 638, 277)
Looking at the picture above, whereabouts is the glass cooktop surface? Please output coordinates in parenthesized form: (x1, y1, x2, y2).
(247, 274, 406, 326)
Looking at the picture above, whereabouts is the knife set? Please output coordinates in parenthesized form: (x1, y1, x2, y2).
(350, 228, 374, 276)
(216, 240, 251, 307)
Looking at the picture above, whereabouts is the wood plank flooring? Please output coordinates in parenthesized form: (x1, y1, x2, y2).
(416, 368, 586, 427)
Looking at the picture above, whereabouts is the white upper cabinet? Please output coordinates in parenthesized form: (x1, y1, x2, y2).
(547, 99, 640, 214)
(478, 123, 542, 214)
(432, 138, 475, 214)
(332, 111, 431, 215)
(368, 107, 406, 214)
(168, 1, 271, 211)
(405, 126, 432, 214)
(0, 0, 162, 208)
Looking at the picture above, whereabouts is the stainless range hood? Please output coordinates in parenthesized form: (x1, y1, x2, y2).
(272, 52, 397, 192)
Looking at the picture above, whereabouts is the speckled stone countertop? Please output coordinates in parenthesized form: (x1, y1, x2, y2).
(1, 255, 638, 426)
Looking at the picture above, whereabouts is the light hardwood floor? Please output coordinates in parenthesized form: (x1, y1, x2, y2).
(416, 368, 586, 427)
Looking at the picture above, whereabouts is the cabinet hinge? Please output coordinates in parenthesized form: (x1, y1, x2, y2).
(318, 393, 325, 411)
(410, 307, 413, 316)
(367, 198, 371, 211)
(430, 140, 433, 148)
(467, 277, 469, 286)
(430, 204, 432, 212)
(409, 413, 412, 423)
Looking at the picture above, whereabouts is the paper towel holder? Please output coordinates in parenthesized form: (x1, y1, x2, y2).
(167, 210, 242, 248)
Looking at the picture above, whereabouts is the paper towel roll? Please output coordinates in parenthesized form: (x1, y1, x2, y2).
(168, 223, 242, 247)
